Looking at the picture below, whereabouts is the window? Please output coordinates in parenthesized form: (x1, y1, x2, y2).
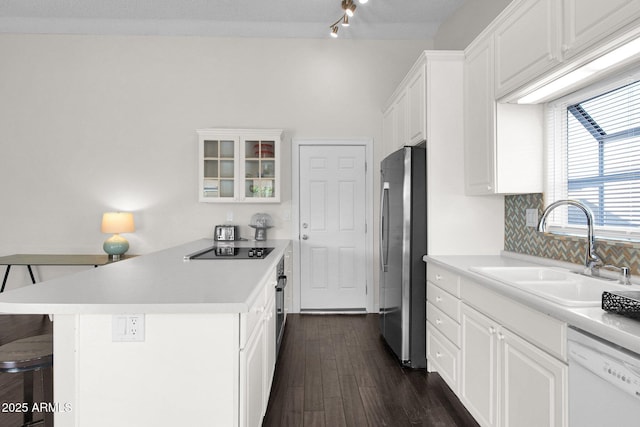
(546, 75, 640, 240)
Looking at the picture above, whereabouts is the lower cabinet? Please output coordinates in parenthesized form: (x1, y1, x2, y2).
(240, 271, 278, 427)
(240, 316, 267, 427)
(263, 294, 277, 409)
(461, 303, 567, 427)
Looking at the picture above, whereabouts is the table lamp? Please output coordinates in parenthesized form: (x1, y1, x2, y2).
(101, 212, 135, 260)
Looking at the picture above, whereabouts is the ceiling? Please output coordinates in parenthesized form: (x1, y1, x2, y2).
(0, 0, 466, 40)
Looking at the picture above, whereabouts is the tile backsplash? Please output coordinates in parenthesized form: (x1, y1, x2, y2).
(505, 193, 640, 275)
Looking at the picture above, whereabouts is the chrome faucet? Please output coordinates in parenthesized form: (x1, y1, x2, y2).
(537, 199, 602, 275)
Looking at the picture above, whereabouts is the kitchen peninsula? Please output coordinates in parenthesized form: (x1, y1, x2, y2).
(0, 239, 291, 427)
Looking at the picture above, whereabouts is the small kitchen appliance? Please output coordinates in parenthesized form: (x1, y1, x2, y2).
(214, 225, 239, 241)
(249, 213, 273, 241)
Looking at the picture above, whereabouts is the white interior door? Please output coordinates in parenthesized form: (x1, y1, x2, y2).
(299, 145, 367, 310)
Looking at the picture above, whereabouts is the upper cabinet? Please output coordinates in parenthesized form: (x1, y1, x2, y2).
(494, 0, 562, 98)
(463, 0, 640, 195)
(563, 0, 640, 60)
(464, 34, 497, 195)
(407, 65, 427, 145)
(382, 60, 426, 153)
(382, 52, 466, 157)
(197, 128, 282, 203)
(464, 33, 544, 195)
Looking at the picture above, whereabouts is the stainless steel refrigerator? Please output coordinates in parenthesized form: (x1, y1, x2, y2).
(379, 145, 426, 369)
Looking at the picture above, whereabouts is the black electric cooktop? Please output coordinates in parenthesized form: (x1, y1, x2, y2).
(187, 246, 274, 260)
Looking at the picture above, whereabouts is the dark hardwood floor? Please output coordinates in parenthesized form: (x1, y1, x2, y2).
(263, 314, 479, 427)
(0, 314, 53, 427)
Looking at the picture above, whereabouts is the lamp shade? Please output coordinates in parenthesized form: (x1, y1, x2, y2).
(101, 212, 135, 234)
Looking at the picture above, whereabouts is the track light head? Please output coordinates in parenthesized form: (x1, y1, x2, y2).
(330, 25, 339, 38)
(342, 0, 356, 17)
(341, 14, 350, 27)
(358, 0, 368, 3)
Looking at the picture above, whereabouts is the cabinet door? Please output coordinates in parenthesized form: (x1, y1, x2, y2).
(240, 136, 280, 202)
(464, 36, 496, 196)
(499, 328, 567, 427)
(408, 64, 426, 145)
(563, 0, 640, 60)
(494, 0, 561, 98)
(395, 90, 408, 148)
(263, 293, 277, 409)
(240, 320, 266, 427)
(199, 136, 239, 202)
(461, 304, 498, 427)
(382, 105, 396, 157)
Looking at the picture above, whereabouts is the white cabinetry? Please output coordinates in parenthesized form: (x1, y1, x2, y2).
(407, 64, 426, 144)
(239, 268, 278, 427)
(382, 84, 408, 152)
(464, 33, 544, 195)
(460, 277, 568, 427)
(197, 128, 282, 203)
(494, 0, 562, 98)
(563, 0, 640, 60)
(383, 51, 504, 255)
(240, 313, 266, 427)
(381, 57, 428, 154)
(426, 264, 462, 393)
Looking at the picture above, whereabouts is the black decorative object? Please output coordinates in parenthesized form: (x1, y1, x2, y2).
(602, 291, 640, 319)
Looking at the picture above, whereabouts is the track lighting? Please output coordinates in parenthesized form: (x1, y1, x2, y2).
(328, 0, 369, 38)
(342, 0, 356, 17)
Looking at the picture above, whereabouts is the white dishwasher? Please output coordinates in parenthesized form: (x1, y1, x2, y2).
(568, 327, 640, 426)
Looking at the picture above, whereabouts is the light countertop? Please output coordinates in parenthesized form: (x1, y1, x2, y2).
(0, 239, 290, 315)
(425, 253, 640, 355)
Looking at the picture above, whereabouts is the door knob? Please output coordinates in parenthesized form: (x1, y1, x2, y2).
(302, 223, 309, 229)
(302, 234, 309, 240)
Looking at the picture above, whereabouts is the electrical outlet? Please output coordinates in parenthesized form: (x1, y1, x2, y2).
(526, 209, 539, 227)
(112, 315, 145, 342)
(226, 211, 234, 221)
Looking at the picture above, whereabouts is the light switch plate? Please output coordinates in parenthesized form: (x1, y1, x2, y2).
(526, 209, 539, 227)
(112, 315, 145, 342)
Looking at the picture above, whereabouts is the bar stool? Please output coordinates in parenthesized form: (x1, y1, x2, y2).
(0, 334, 53, 427)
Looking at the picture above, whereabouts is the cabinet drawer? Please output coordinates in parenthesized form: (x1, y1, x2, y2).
(427, 302, 461, 347)
(427, 282, 461, 321)
(427, 324, 460, 394)
(427, 264, 461, 297)
(240, 286, 267, 349)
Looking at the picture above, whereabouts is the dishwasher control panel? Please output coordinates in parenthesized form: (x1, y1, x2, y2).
(569, 340, 640, 399)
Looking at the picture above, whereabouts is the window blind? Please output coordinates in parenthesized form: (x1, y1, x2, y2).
(546, 78, 640, 239)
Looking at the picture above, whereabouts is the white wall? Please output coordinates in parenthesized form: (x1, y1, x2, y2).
(0, 34, 430, 289)
(434, 0, 513, 49)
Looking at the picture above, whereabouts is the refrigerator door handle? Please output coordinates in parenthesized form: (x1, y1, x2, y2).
(379, 182, 390, 272)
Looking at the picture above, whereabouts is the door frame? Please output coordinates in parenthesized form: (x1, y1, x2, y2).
(291, 138, 375, 313)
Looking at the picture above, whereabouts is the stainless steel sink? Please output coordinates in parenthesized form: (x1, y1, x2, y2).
(469, 266, 633, 307)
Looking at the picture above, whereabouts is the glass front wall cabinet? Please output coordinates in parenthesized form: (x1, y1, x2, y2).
(197, 129, 282, 203)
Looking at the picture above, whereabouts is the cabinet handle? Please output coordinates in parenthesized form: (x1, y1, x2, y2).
(487, 185, 493, 191)
(435, 296, 442, 302)
(436, 351, 442, 359)
(436, 318, 442, 325)
(253, 306, 265, 314)
(435, 274, 442, 281)
(497, 332, 505, 341)
(488, 326, 496, 335)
